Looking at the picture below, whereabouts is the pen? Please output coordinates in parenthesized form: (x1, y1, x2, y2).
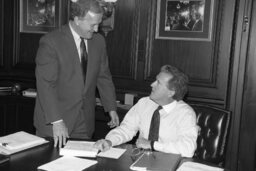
(0, 143, 9, 147)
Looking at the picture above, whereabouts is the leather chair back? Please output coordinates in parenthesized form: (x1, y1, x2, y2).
(190, 103, 231, 167)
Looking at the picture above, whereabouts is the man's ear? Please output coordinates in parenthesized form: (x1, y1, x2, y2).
(168, 89, 175, 98)
(74, 16, 79, 25)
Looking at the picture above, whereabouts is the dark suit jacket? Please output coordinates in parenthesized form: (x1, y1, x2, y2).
(192, 19, 203, 31)
(34, 25, 117, 138)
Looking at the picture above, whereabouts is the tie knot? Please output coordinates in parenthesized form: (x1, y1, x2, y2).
(80, 37, 86, 51)
(156, 106, 162, 111)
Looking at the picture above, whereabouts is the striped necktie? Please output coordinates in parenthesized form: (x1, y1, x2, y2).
(148, 106, 162, 141)
(80, 37, 88, 82)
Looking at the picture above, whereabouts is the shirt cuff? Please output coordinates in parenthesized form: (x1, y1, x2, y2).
(51, 119, 63, 124)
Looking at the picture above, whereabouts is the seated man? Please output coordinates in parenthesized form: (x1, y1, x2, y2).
(94, 65, 198, 157)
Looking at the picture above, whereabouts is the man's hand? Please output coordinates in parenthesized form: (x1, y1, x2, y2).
(107, 111, 119, 128)
(52, 121, 69, 148)
(136, 138, 151, 149)
(93, 139, 112, 152)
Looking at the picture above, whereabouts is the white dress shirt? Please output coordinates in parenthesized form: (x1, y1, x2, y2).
(69, 22, 88, 62)
(105, 97, 198, 157)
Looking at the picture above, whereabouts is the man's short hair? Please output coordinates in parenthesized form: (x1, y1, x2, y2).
(161, 65, 189, 101)
(69, 0, 104, 20)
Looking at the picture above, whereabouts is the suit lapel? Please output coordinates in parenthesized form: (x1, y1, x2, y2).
(83, 37, 101, 94)
(62, 25, 85, 88)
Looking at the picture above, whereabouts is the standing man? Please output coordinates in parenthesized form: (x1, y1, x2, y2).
(94, 65, 198, 157)
(34, 0, 119, 148)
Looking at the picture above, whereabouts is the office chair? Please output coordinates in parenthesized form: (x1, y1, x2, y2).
(190, 103, 231, 167)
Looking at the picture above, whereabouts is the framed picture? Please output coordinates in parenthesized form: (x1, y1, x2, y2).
(20, 0, 61, 33)
(155, 0, 214, 41)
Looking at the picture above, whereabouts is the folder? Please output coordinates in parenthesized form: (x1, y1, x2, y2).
(130, 151, 181, 171)
(0, 131, 48, 155)
(59, 140, 99, 158)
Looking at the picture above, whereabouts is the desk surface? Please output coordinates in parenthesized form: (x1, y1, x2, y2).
(0, 139, 140, 171)
(0, 138, 227, 171)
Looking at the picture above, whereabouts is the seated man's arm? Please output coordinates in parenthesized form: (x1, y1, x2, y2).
(93, 139, 112, 152)
(94, 104, 140, 151)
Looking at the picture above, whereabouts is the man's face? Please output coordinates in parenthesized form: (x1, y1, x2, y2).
(150, 72, 174, 104)
(77, 11, 103, 39)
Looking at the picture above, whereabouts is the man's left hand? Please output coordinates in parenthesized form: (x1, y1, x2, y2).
(107, 111, 119, 128)
(136, 138, 151, 149)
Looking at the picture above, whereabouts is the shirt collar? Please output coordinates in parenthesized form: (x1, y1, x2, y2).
(69, 22, 88, 55)
(161, 100, 177, 114)
(69, 22, 80, 43)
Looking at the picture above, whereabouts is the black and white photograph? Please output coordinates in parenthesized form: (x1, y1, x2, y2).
(0, 0, 255, 170)
(20, 0, 61, 33)
(164, 1, 204, 31)
(156, 0, 214, 41)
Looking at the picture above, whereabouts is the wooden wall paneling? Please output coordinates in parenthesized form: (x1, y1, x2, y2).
(1, 0, 15, 76)
(0, 104, 6, 136)
(0, 96, 35, 136)
(237, 0, 256, 170)
(5, 103, 16, 135)
(14, 0, 43, 80)
(227, 0, 251, 170)
(5, 0, 68, 86)
(0, 0, 3, 68)
(144, 0, 236, 106)
(106, 0, 140, 91)
(16, 0, 69, 75)
(16, 100, 36, 134)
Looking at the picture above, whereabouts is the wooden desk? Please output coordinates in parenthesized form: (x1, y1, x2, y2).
(0, 138, 138, 171)
(0, 138, 227, 171)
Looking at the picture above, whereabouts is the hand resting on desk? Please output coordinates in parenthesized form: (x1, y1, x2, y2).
(93, 139, 112, 152)
(52, 120, 69, 148)
(135, 137, 151, 150)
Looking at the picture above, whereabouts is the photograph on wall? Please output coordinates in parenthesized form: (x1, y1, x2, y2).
(155, 0, 214, 41)
(20, 0, 61, 33)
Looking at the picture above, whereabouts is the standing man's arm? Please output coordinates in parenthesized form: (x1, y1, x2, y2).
(36, 37, 69, 147)
(96, 38, 119, 128)
(108, 111, 120, 128)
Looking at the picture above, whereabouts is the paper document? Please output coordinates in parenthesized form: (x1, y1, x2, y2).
(97, 147, 126, 159)
(0, 131, 48, 155)
(0, 131, 45, 150)
(177, 161, 224, 171)
(38, 156, 97, 171)
(60, 140, 98, 158)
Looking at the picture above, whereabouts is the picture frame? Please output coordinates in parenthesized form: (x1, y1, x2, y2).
(20, 0, 61, 33)
(155, 0, 214, 41)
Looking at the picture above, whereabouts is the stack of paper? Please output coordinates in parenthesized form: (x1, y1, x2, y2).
(38, 156, 97, 171)
(177, 161, 224, 171)
(60, 140, 127, 159)
(97, 147, 126, 159)
(0, 131, 48, 155)
(60, 140, 99, 158)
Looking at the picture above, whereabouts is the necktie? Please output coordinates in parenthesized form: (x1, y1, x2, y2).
(80, 37, 88, 82)
(148, 106, 162, 141)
